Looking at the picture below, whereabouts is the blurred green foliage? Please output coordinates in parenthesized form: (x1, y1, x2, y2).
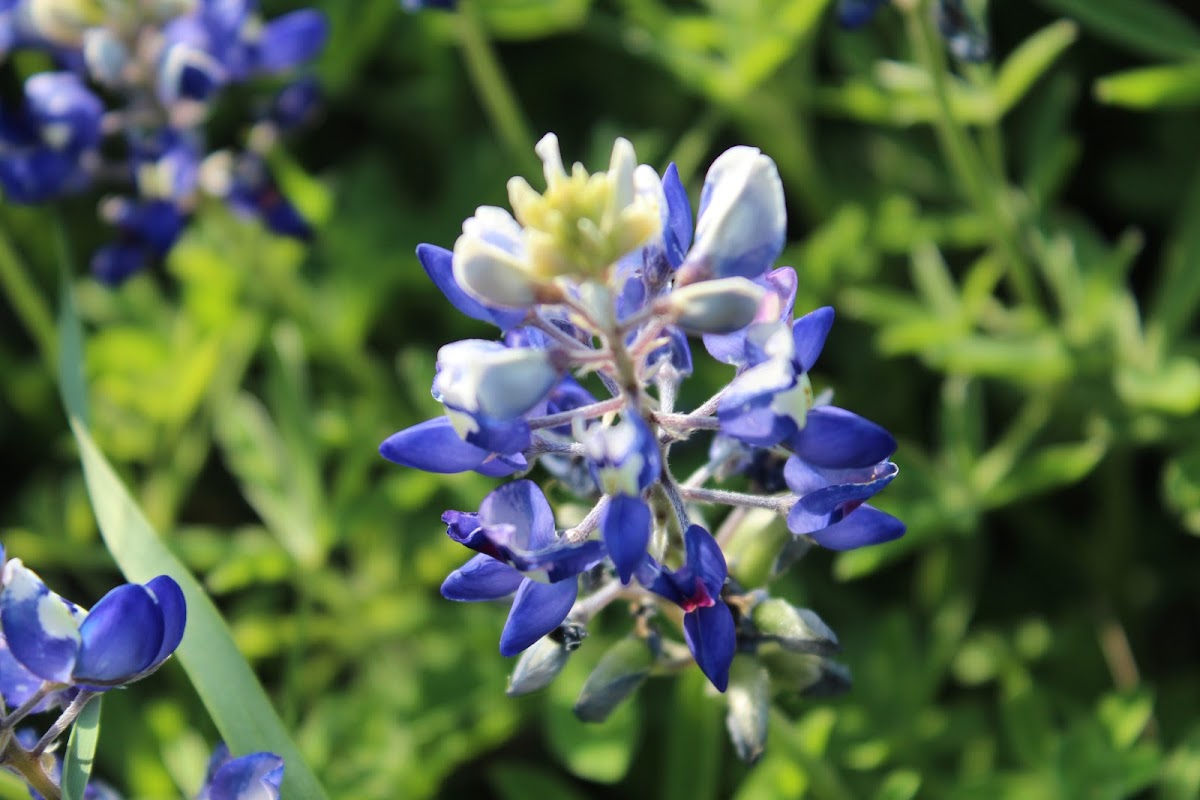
(2, 0, 1200, 797)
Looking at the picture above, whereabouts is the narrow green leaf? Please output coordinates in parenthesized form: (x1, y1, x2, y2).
(56, 283, 329, 800)
(983, 439, 1108, 507)
(1096, 62, 1200, 109)
(995, 20, 1078, 114)
(61, 696, 102, 800)
(1037, 0, 1200, 60)
(662, 669, 723, 800)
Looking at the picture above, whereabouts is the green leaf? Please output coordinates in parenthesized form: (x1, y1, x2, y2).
(1096, 61, 1200, 109)
(1160, 722, 1200, 800)
(545, 649, 640, 783)
(1037, 0, 1200, 60)
(61, 695, 102, 800)
(1097, 690, 1155, 751)
(479, 0, 591, 40)
(875, 769, 922, 800)
(983, 438, 1108, 507)
(56, 283, 329, 800)
(995, 20, 1079, 114)
(1163, 447, 1200, 536)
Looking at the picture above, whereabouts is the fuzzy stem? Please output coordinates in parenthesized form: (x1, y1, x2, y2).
(2, 739, 60, 800)
(680, 486, 793, 513)
(32, 691, 98, 758)
(654, 412, 721, 432)
(564, 495, 610, 544)
(527, 396, 625, 431)
(1, 684, 55, 729)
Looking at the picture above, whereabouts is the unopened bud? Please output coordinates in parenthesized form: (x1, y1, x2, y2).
(507, 623, 585, 696)
(725, 655, 770, 764)
(751, 598, 839, 656)
(664, 278, 765, 334)
(453, 234, 541, 308)
(759, 649, 852, 699)
(574, 635, 656, 722)
(723, 507, 791, 589)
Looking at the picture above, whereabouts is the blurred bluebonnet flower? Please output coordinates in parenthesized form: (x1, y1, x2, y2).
(0, 0, 328, 284)
(838, 0, 990, 61)
(381, 134, 904, 756)
(197, 743, 284, 800)
(401, 0, 457, 10)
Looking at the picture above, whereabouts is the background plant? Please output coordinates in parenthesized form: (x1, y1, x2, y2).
(1, 0, 1198, 797)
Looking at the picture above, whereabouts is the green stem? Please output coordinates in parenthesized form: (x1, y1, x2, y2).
(455, 1, 538, 173)
(904, 2, 1039, 307)
(0, 225, 57, 366)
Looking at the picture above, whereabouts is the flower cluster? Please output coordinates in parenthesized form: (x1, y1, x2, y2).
(0, 0, 327, 283)
(0, 543, 185, 796)
(838, 0, 990, 61)
(380, 134, 904, 757)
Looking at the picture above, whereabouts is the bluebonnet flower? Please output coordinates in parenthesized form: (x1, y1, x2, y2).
(584, 411, 661, 583)
(0, 0, 328, 284)
(197, 744, 284, 800)
(0, 559, 185, 688)
(639, 525, 736, 691)
(837, 0, 990, 61)
(441, 481, 605, 656)
(381, 134, 904, 748)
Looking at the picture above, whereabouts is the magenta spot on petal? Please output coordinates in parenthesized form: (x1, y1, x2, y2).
(680, 582, 716, 613)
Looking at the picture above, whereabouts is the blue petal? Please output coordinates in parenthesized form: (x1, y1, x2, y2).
(255, 9, 327, 73)
(0, 634, 49, 709)
(796, 461, 898, 516)
(661, 162, 693, 268)
(417, 244, 525, 330)
(499, 578, 577, 657)
(456, 413, 533, 456)
(0, 562, 80, 683)
(703, 267, 798, 366)
(602, 495, 651, 584)
(474, 452, 527, 477)
(379, 417, 496, 473)
(683, 602, 736, 692)
(787, 406, 897, 468)
(684, 524, 728, 600)
(792, 306, 835, 372)
(806, 504, 906, 550)
(74, 584, 164, 684)
(479, 479, 557, 551)
(90, 244, 151, 286)
(146, 576, 186, 666)
(204, 751, 285, 800)
(441, 554, 524, 601)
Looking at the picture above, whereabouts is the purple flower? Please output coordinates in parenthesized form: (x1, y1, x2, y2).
(379, 416, 527, 477)
(441, 481, 605, 656)
(584, 413, 662, 583)
(639, 525, 736, 691)
(785, 456, 905, 549)
(0, 560, 185, 688)
(91, 199, 189, 285)
(197, 743, 284, 800)
(0, 72, 102, 203)
(221, 153, 312, 240)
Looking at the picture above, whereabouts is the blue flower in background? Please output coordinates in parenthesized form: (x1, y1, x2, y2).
(0, 0, 328, 284)
(0, 72, 103, 203)
(197, 744, 284, 800)
(837, 0, 990, 61)
(0, 559, 185, 688)
(401, 0, 457, 11)
(640, 525, 736, 691)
